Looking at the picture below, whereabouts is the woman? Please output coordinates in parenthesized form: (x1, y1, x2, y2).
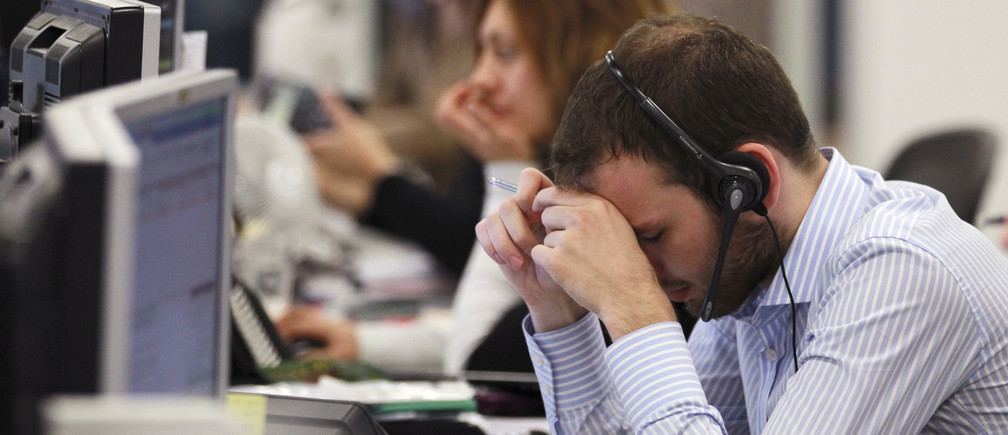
(277, 0, 678, 374)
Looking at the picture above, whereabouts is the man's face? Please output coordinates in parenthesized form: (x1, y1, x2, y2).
(586, 154, 778, 318)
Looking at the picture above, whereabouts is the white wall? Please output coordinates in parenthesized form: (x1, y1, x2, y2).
(770, 0, 827, 150)
(255, 0, 379, 100)
(837, 1, 1008, 228)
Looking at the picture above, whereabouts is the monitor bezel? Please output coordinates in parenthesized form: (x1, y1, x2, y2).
(43, 97, 140, 395)
(0, 82, 140, 433)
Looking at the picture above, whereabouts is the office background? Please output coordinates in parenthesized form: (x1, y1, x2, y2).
(4, 0, 1007, 230)
(192, 0, 1008, 247)
(836, 1, 1008, 240)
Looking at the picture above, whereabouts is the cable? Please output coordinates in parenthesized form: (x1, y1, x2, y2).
(765, 215, 798, 372)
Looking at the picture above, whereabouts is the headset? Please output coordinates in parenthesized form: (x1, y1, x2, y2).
(604, 50, 770, 322)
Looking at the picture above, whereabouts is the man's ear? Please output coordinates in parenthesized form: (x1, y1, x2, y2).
(736, 143, 780, 211)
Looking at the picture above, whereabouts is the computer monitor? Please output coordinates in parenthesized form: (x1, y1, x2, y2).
(1, 0, 160, 166)
(115, 70, 233, 396)
(185, 0, 264, 81)
(139, 0, 184, 73)
(0, 0, 43, 107)
(0, 68, 236, 435)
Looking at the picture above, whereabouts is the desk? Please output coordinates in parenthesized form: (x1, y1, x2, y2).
(229, 380, 548, 435)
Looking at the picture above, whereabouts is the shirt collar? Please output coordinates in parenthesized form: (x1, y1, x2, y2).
(742, 147, 873, 311)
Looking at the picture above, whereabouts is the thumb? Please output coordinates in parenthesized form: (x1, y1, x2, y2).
(317, 91, 358, 125)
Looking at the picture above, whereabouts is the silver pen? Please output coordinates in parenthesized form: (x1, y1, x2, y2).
(487, 177, 518, 192)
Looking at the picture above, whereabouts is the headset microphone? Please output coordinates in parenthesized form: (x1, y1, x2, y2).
(701, 151, 769, 321)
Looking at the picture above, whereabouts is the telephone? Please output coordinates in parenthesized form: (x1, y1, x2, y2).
(229, 280, 295, 385)
(228, 279, 384, 385)
(253, 77, 334, 134)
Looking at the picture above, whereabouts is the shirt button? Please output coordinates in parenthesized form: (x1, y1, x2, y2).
(532, 355, 544, 366)
(764, 348, 779, 360)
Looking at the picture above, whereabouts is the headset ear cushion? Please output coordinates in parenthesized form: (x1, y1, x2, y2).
(718, 150, 770, 202)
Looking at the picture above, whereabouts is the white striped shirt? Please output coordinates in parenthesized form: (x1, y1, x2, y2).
(523, 148, 1008, 434)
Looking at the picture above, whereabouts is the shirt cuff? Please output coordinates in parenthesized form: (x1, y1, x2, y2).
(606, 321, 717, 430)
(523, 313, 609, 411)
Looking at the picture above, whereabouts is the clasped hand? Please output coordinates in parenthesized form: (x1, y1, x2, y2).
(475, 168, 674, 339)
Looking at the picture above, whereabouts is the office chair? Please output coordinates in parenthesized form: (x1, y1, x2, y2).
(884, 127, 998, 224)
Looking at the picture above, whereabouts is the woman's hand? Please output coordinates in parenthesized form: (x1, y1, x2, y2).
(435, 81, 537, 163)
(274, 305, 359, 361)
(302, 93, 398, 215)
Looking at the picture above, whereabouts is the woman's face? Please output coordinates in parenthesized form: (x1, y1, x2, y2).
(469, 0, 556, 145)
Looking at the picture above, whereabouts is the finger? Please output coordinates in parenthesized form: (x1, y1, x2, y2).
(541, 228, 564, 249)
(463, 100, 497, 130)
(462, 103, 535, 161)
(439, 104, 492, 151)
(475, 218, 505, 265)
(531, 185, 596, 214)
(485, 206, 527, 269)
(448, 112, 491, 146)
(274, 307, 327, 338)
(435, 82, 470, 115)
(275, 318, 329, 342)
(274, 305, 313, 327)
(318, 92, 358, 125)
(538, 203, 586, 234)
(301, 129, 336, 153)
(515, 168, 554, 215)
(529, 244, 557, 279)
(499, 197, 542, 254)
(434, 83, 475, 129)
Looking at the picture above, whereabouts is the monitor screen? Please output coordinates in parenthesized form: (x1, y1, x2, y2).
(0, 68, 236, 434)
(118, 94, 228, 395)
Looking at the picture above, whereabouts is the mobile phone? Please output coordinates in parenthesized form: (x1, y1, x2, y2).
(255, 77, 333, 134)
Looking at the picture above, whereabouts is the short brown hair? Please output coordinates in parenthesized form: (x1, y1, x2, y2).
(550, 14, 818, 198)
(476, 0, 675, 122)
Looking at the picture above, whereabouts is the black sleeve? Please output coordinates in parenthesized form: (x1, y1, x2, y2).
(464, 303, 534, 373)
(360, 156, 485, 277)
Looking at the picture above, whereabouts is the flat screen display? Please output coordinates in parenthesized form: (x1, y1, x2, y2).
(119, 97, 227, 395)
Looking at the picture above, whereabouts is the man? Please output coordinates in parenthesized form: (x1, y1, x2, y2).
(476, 14, 1008, 434)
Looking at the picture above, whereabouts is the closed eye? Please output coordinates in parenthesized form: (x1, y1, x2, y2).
(639, 231, 663, 245)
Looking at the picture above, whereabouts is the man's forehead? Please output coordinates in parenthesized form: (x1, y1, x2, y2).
(583, 154, 664, 193)
(579, 153, 702, 222)
(582, 156, 667, 213)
